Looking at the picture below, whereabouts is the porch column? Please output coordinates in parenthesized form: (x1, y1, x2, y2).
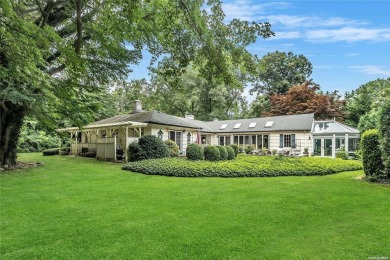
(345, 134, 349, 153)
(125, 126, 129, 162)
(332, 134, 336, 158)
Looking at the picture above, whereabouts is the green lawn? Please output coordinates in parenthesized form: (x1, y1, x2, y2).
(1, 153, 389, 259)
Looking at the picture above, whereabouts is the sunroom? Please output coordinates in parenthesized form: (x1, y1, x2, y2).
(312, 120, 360, 158)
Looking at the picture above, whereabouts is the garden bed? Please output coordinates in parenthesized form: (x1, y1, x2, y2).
(122, 154, 363, 177)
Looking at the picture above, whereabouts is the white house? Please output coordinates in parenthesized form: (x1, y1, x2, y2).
(58, 100, 359, 161)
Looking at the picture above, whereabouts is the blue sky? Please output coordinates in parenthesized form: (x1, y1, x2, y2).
(129, 0, 390, 102)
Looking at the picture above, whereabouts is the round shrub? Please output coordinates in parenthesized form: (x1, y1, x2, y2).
(204, 146, 220, 161)
(229, 144, 239, 156)
(186, 144, 204, 160)
(225, 146, 235, 160)
(361, 129, 384, 178)
(335, 149, 347, 160)
(128, 135, 169, 161)
(164, 140, 179, 157)
(216, 146, 228, 160)
(245, 145, 253, 154)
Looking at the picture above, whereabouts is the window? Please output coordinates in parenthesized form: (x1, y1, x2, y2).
(348, 138, 359, 152)
(187, 133, 191, 145)
(248, 122, 257, 128)
(233, 123, 242, 129)
(218, 136, 231, 146)
(280, 134, 295, 148)
(265, 121, 273, 128)
(220, 124, 228, 130)
(169, 131, 182, 150)
(336, 137, 345, 149)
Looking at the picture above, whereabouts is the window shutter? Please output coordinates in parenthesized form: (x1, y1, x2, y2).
(292, 134, 296, 148)
(279, 134, 283, 148)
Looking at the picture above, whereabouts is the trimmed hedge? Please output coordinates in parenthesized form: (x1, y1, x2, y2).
(204, 146, 220, 161)
(216, 146, 228, 160)
(122, 154, 363, 177)
(186, 144, 204, 160)
(42, 148, 59, 156)
(164, 140, 179, 157)
(229, 144, 239, 156)
(361, 129, 383, 177)
(128, 135, 169, 162)
(226, 146, 235, 160)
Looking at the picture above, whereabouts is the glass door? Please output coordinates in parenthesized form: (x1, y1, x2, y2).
(324, 139, 332, 157)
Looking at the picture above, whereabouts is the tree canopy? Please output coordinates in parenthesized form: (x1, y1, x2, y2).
(250, 51, 313, 96)
(0, 0, 273, 165)
(265, 81, 344, 120)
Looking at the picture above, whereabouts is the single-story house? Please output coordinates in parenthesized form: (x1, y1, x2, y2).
(57, 100, 360, 161)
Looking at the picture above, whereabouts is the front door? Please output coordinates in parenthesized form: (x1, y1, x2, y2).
(314, 139, 321, 156)
(314, 138, 333, 157)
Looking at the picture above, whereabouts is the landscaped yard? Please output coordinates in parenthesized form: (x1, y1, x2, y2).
(1, 153, 389, 259)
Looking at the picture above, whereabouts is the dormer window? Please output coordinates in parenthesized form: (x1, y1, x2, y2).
(233, 123, 242, 129)
(249, 122, 257, 128)
(220, 124, 228, 130)
(265, 121, 273, 128)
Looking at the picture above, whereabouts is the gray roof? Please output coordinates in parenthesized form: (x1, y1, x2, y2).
(312, 121, 359, 134)
(201, 113, 315, 133)
(90, 111, 315, 133)
(91, 111, 200, 129)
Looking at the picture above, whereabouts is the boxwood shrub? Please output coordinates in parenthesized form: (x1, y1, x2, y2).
(42, 148, 59, 156)
(216, 146, 228, 160)
(128, 135, 169, 162)
(164, 140, 179, 157)
(204, 146, 220, 161)
(186, 144, 204, 160)
(225, 146, 235, 160)
(229, 144, 239, 156)
(335, 149, 347, 160)
(122, 155, 363, 177)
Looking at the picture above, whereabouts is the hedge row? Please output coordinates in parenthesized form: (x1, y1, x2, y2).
(42, 148, 59, 156)
(122, 155, 363, 177)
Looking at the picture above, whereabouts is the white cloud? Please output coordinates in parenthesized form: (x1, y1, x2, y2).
(314, 65, 335, 70)
(272, 31, 301, 40)
(222, 1, 291, 21)
(263, 15, 367, 28)
(306, 27, 390, 42)
(346, 53, 359, 57)
(350, 66, 390, 76)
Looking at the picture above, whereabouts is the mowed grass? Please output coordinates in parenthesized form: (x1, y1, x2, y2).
(1, 154, 389, 259)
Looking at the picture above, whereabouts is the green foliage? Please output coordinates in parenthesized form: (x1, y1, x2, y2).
(344, 78, 390, 127)
(204, 146, 220, 161)
(379, 102, 390, 177)
(128, 136, 169, 162)
(216, 146, 228, 160)
(186, 144, 204, 160)
(250, 51, 313, 96)
(164, 140, 179, 157)
(229, 144, 239, 156)
(42, 148, 59, 156)
(245, 145, 253, 154)
(123, 155, 363, 177)
(17, 119, 62, 152)
(225, 146, 236, 160)
(128, 142, 142, 162)
(335, 149, 348, 160)
(361, 129, 384, 177)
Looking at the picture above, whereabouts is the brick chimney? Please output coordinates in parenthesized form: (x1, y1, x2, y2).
(131, 100, 143, 114)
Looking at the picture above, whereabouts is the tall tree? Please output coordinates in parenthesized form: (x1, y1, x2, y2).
(265, 81, 344, 120)
(0, 0, 273, 165)
(344, 78, 390, 129)
(250, 51, 313, 96)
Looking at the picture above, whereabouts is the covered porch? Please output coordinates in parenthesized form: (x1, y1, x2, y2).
(57, 121, 148, 162)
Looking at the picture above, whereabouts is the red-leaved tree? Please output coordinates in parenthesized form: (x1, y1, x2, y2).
(265, 81, 344, 120)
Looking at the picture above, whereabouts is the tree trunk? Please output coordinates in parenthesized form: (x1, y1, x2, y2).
(0, 102, 26, 166)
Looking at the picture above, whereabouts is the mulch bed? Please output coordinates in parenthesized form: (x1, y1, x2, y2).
(0, 162, 43, 172)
